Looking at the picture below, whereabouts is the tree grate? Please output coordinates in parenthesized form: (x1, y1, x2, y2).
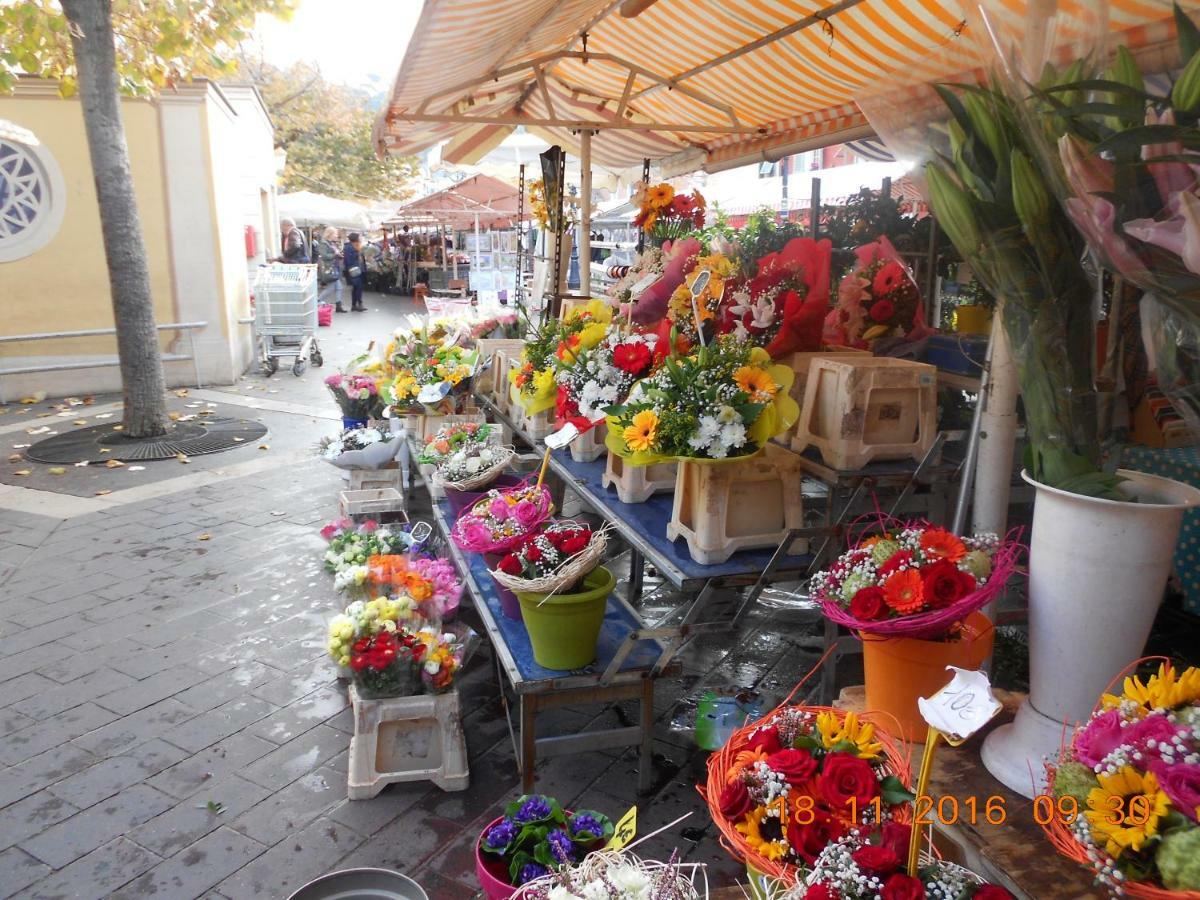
(25, 417, 269, 463)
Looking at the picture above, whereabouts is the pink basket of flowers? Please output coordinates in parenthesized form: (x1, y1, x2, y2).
(812, 519, 1023, 639)
(450, 480, 555, 555)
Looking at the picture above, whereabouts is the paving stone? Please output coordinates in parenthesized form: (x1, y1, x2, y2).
(94, 665, 212, 715)
(11, 667, 138, 719)
(228, 767, 344, 847)
(0, 847, 49, 897)
(0, 702, 121, 767)
(0, 707, 34, 739)
(70, 698, 196, 757)
(238, 724, 349, 792)
(245, 685, 348, 745)
(126, 774, 272, 859)
(0, 671, 58, 707)
(11, 837, 160, 900)
(160, 695, 278, 753)
(0, 743, 98, 807)
(147, 731, 278, 800)
(331, 809, 463, 875)
(170, 661, 285, 713)
(0, 792, 79, 852)
(216, 816, 365, 899)
(109, 826, 267, 900)
(19, 784, 175, 869)
(250, 656, 338, 707)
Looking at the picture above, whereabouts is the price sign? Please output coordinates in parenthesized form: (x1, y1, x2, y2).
(605, 806, 637, 851)
(417, 382, 451, 404)
(629, 274, 658, 297)
(690, 269, 712, 299)
(544, 422, 580, 449)
(917, 667, 1001, 742)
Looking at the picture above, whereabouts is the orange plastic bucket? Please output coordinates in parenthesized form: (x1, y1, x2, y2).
(862, 611, 995, 742)
(954, 304, 991, 334)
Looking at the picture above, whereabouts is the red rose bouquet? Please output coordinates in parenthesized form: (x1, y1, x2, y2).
(811, 523, 1020, 640)
(823, 237, 929, 349)
(798, 828, 1014, 899)
(704, 704, 913, 888)
(490, 521, 609, 595)
(349, 627, 427, 699)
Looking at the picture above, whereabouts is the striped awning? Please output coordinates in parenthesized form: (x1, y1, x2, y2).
(375, 0, 1183, 172)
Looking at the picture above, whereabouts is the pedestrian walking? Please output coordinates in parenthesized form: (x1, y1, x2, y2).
(343, 232, 366, 312)
(278, 218, 310, 263)
(318, 227, 346, 312)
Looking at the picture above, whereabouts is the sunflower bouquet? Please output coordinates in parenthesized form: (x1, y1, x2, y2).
(510, 300, 614, 415)
(605, 336, 798, 464)
(704, 705, 913, 888)
(823, 237, 926, 349)
(810, 523, 1020, 640)
(1042, 663, 1200, 897)
(633, 181, 707, 243)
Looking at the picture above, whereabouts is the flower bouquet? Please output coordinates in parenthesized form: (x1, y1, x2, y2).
(417, 421, 494, 467)
(451, 482, 555, 554)
(434, 442, 516, 493)
(665, 252, 735, 346)
(810, 524, 1020, 640)
(633, 181, 706, 245)
(1042, 662, 1200, 897)
(320, 424, 400, 470)
(382, 326, 478, 414)
(478, 794, 614, 890)
(628, 236, 704, 326)
(823, 238, 928, 349)
(320, 519, 424, 574)
(609, 245, 664, 306)
(324, 372, 384, 423)
(605, 337, 799, 464)
(703, 705, 913, 888)
(513, 849, 704, 899)
(327, 597, 425, 669)
(721, 237, 833, 359)
(555, 331, 658, 428)
(415, 625, 476, 693)
(796, 828, 1015, 899)
(345, 627, 427, 699)
(490, 521, 609, 595)
(366, 553, 463, 621)
(512, 300, 614, 416)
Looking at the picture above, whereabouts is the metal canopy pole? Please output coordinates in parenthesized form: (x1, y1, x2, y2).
(637, 158, 650, 254)
(579, 129, 593, 296)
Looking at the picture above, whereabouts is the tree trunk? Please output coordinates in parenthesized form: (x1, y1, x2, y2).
(61, 0, 168, 438)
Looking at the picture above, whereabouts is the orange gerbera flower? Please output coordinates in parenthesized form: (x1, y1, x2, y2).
(733, 366, 778, 403)
(883, 569, 925, 613)
(920, 528, 966, 562)
(726, 747, 770, 783)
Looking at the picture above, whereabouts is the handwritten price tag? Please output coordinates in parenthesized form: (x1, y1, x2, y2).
(544, 422, 580, 449)
(917, 667, 1001, 742)
(605, 806, 637, 851)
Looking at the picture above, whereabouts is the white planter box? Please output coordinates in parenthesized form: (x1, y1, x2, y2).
(347, 684, 469, 799)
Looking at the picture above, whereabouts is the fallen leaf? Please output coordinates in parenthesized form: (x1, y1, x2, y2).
(74, 461, 89, 468)
(197, 533, 211, 541)
(270, 511, 286, 517)
(0, 409, 7, 415)
(173, 389, 189, 398)
(168, 412, 182, 422)
(127, 466, 145, 472)
(232, 437, 244, 443)
(205, 403, 217, 408)
(100, 448, 111, 454)
(26, 427, 50, 435)
(7, 454, 21, 462)
(72, 420, 88, 426)
(177, 414, 196, 422)
(95, 489, 112, 496)
(48, 467, 65, 476)
(104, 459, 125, 469)
(176, 453, 190, 464)
(13, 469, 30, 476)
(19, 391, 46, 404)
(198, 410, 215, 417)
(258, 444, 269, 451)
(82, 396, 95, 405)
(112, 425, 123, 431)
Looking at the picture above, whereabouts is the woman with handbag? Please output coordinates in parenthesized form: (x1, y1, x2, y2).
(319, 227, 346, 312)
(343, 232, 366, 312)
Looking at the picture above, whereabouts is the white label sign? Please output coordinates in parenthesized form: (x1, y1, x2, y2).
(917, 667, 1002, 741)
(544, 422, 580, 449)
(417, 382, 451, 404)
(629, 274, 658, 297)
(690, 269, 712, 298)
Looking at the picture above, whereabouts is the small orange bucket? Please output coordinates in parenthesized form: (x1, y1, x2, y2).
(862, 611, 995, 742)
(954, 304, 991, 334)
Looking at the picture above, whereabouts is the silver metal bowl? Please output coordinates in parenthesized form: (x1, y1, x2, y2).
(286, 868, 430, 900)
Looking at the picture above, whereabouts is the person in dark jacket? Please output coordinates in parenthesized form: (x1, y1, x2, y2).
(279, 218, 310, 263)
(343, 232, 366, 312)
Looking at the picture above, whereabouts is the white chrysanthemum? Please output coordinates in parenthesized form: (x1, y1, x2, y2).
(721, 421, 747, 448)
(716, 405, 739, 424)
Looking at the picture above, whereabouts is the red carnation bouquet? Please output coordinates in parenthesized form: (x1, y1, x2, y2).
(811, 522, 1020, 640)
(490, 520, 609, 595)
(720, 237, 833, 359)
(824, 237, 930, 349)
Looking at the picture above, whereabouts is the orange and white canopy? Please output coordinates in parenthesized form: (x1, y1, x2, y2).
(374, 0, 1182, 173)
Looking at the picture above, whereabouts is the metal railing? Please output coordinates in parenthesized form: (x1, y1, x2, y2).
(0, 321, 207, 403)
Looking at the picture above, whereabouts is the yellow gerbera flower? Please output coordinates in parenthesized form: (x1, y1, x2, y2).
(735, 807, 788, 862)
(577, 322, 609, 351)
(734, 366, 779, 403)
(623, 410, 659, 453)
(815, 711, 883, 759)
(1103, 664, 1200, 711)
(648, 183, 675, 208)
(1085, 767, 1170, 858)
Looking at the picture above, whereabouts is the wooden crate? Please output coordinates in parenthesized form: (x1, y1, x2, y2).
(602, 451, 677, 504)
(476, 339, 526, 393)
(338, 488, 406, 520)
(792, 356, 937, 470)
(409, 411, 487, 444)
(569, 422, 608, 463)
(349, 464, 403, 493)
(666, 443, 805, 565)
(781, 349, 871, 410)
(347, 684, 468, 799)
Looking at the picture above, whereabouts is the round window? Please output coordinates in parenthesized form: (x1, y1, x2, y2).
(0, 134, 66, 262)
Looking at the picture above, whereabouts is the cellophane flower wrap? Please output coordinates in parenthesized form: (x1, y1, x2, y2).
(490, 521, 608, 595)
(811, 523, 1020, 639)
(629, 236, 704, 326)
(605, 336, 799, 465)
(480, 793, 614, 887)
(366, 553, 464, 621)
(797, 828, 1015, 899)
(324, 372, 384, 420)
(554, 330, 658, 428)
(664, 252, 735, 346)
(320, 424, 399, 470)
(416, 624, 477, 693)
(722, 237, 833, 358)
(320, 518, 423, 574)
(451, 482, 555, 553)
(511, 300, 614, 415)
(823, 237, 929, 349)
(327, 596, 426, 674)
(417, 421, 493, 467)
(512, 849, 703, 899)
(703, 705, 913, 888)
(1042, 662, 1200, 897)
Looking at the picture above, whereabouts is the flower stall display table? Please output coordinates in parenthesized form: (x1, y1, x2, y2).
(430, 498, 698, 794)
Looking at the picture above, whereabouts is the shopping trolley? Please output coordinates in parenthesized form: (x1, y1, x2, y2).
(252, 264, 324, 376)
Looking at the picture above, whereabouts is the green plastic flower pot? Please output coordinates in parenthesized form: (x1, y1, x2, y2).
(517, 566, 615, 670)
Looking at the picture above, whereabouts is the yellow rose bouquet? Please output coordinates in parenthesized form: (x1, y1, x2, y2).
(509, 300, 614, 416)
